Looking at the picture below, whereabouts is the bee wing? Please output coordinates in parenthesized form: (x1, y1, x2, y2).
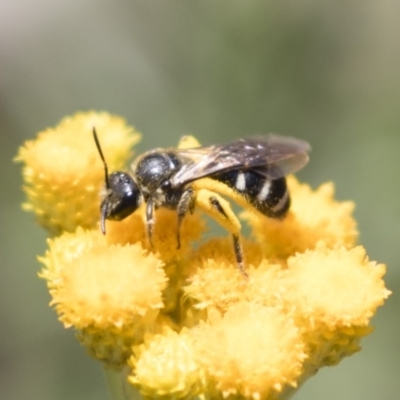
(170, 134, 310, 187)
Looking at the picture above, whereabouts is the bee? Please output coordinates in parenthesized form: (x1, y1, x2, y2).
(93, 129, 310, 274)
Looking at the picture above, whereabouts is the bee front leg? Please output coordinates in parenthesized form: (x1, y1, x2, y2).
(146, 198, 155, 248)
(176, 187, 196, 249)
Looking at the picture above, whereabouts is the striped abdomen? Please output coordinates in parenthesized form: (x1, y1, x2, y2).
(213, 169, 290, 218)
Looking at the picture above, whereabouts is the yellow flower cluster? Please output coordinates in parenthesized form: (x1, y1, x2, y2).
(17, 112, 390, 400)
(15, 111, 140, 235)
(39, 228, 167, 366)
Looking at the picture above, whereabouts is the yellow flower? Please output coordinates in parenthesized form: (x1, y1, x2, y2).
(281, 242, 390, 369)
(39, 228, 167, 367)
(129, 328, 203, 400)
(194, 303, 306, 400)
(183, 256, 282, 317)
(242, 176, 358, 258)
(104, 208, 207, 315)
(15, 111, 140, 235)
(19, 113, 390, 399)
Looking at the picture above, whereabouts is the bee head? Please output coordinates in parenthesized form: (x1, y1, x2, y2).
(100, 171, 142, 232)
(93, 128, 142, 234)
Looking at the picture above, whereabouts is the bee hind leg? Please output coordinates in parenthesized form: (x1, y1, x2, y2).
(232, 233, 246, 277)
(195, 189, 247, 276)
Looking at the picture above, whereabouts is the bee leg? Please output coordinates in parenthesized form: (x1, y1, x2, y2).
(208, 196, 247, 276)
(232, 233, 246, 277)
(176, 187, 196, 249)
(195, 189, 247, 276)
(146, 198, 155, 248)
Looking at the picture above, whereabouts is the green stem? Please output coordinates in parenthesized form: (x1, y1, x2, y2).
(103, 367, 141, 400)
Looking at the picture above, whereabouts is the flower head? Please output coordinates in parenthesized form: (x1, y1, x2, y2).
(16, 111, 140, 235)
(281, 242, 390, 368)
(242, 176, 358, 259)
(129, 328, 202, 399)
(39, 228, 167, 367)
(194, 302, 306, 400)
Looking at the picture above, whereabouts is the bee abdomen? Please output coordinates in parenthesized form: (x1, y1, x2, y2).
(213, 170, 290, 218)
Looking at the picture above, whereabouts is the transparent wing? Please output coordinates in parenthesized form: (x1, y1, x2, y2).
(170, 134, 310, 187)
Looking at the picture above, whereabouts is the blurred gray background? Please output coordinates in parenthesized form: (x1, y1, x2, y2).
(1, 1, 399, 399)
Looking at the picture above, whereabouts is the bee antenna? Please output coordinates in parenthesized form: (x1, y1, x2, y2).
(93, 127, 110, 189)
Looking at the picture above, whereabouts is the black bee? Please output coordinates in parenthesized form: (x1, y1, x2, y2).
(93, 129, 310, 274)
